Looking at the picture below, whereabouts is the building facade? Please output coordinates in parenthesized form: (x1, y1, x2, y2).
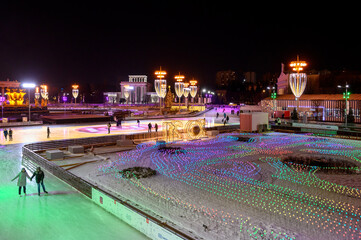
(261, 94, 361, 123)
(120, 75, 149, 104)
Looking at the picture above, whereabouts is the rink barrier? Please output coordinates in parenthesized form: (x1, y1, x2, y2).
(22, 147, 93, 198)
(23, 135, 195, 240)
(92, 188, 191, 240)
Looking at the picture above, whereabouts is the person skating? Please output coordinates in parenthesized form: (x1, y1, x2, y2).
(137, 119, 140, 127)
(11, 168, 31, 196)
(31, 167, 48, 196)
(47, 127, 50, 138)
(107, 122, 111, 134)
(226, 115, 229, 123)
(3, 128, 8, 141)
(148, 123, 152, 133)
(8, 128, 13, 141)
(155, 123, 158, 132)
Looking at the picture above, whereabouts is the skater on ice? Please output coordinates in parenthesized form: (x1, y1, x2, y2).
(31, 167, 48, 196)
(11, 168, 31, 196)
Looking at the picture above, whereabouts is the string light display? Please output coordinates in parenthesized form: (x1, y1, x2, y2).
(98, 132, 361, 239)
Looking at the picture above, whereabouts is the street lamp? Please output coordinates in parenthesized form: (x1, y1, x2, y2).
(183, 82, 190, 109)
(267, 86, 277, 117)
(22, 83, 36, 122)
(154, 67, 167, 110)
(72, 84, 79, 104)
(34, 87, 40, 107)
(338, 83, 350, 129)
(189, 79, 198, 103)
(40, 85, 48, 107)
(123, 85, 134, 104)
(289, 55, 307, 109)
(174, 73, 185, 111)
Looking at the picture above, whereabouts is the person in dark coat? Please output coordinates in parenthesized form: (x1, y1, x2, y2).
(8, 128, 13, 141)
(155, 123, 158, 132)
(47, 127, 50, 138)
(3, 128, 8, 141)
(11, 168, 31, 196)
(31, 167, 48, 196)
(148, 123, 152, 133)
(107, 122, 111, 134)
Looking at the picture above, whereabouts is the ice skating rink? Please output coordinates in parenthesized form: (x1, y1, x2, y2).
(0, 109, 238, 145)
(0, 144, 149, 240)
(0, 109, 238, 239)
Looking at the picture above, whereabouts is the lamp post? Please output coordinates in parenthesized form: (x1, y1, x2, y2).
(154, 67, 167, 111)
(183, 82, 190, 109)
(123, 85, 134, 104)
(174, 73, 185, 111)
(338, 83, 350, 129)
(289, 55, 307, 110)
(35, 87, 40, 107)
(72, 84, 79, 104)
(189, 79, 198, 103)
(22, 83, 36, 122)
(40, 85, 48, 107)
(267, 86, 277, 117)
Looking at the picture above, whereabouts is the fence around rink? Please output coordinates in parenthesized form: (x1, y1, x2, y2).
(22, 134, 195, 240)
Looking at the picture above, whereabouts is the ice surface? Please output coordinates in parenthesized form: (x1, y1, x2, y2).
(0, 144, 149, 240)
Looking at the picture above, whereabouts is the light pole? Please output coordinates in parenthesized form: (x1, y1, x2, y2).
(338, 83, 350, 129)
(174, 73, 185, 112)
(183, 82, 190, 109)
(72, 84, 79, 104)
(40, 85, 48, 107)
(189, 79, 198, 103)
(22, 83, 36, 122)
(267, 86, 277, 117)
(289, 55, 307, 110)
(154, 67, 167, 111)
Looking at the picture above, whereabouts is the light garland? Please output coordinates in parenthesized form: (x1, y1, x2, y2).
(98, 133, 361, 239)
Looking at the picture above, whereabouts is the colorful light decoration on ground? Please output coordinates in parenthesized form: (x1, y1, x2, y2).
(99, 133, 361, 239)
(289, 55, 307, 109)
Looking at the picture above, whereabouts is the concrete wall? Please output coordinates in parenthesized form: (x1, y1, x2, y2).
(92, 188, 186, 240)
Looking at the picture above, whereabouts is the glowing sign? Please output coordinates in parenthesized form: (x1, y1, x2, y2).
(162, 119, 206, 141)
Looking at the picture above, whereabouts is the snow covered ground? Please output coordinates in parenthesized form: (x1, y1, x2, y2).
(71, 132, 361, 240)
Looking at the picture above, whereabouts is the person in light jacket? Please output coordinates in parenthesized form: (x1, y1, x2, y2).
(11, 168, 31, 196)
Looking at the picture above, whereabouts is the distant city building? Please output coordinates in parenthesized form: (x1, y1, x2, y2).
(104, 92, 121, 104)
(244, 72, 256, 83)
(216, 70, 236, 88)
(120, 75, 150, 104)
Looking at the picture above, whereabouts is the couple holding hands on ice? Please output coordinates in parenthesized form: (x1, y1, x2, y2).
(12, 167, 48, 196)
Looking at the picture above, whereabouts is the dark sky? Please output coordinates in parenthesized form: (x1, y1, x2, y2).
(0, 1, 360, 90)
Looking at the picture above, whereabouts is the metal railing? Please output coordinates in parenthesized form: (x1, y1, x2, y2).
(22, 133, 194, 239)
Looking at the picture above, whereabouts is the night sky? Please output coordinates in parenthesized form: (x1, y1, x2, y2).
(0, 2, 360, 91)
